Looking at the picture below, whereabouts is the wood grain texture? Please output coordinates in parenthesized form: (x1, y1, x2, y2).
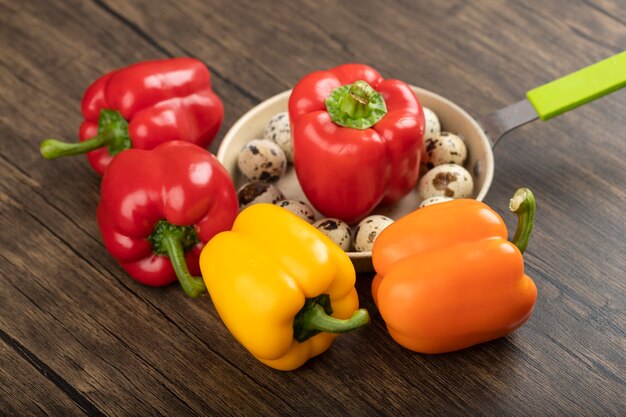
(1, 0, 624, 415)
(0, 336, 92, 416)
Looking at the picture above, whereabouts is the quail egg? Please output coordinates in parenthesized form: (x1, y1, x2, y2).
(275, 200, 315, 223)
(423, 107, 441, 141)
(238, 139, 287, 182)
(419, 196, 454, 208)
(422, 131, 467, 169)
(237, 181, 284, 209)
(418, 164, 473, 200)
(313, 218, 352, 251)
(263, 112, 293, 163)
(353, 215, 394, 252)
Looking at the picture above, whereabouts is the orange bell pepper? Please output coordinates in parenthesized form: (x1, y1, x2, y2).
(371, 188, 537, 354)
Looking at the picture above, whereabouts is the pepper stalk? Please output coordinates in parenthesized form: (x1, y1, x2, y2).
(40, 110, 132, 159)
(149, 220, 206, 298)
(325, 80, 387, 129)
(293, 294, 370, 343)
(509, 187, 536, 254)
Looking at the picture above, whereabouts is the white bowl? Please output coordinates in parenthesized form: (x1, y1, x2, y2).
(217, 86, 493, 272)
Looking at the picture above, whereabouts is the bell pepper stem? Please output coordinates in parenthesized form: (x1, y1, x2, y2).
(294, 298, 370, 343)
(339, 80, 374, 118)
(40, 135, 110, 159)
(305, 305, 370, 333)
(160, 232, 206, 298)
(40, 109, 131, 160)
(509, 187, 536, 254)
(326, 80, 387, 129)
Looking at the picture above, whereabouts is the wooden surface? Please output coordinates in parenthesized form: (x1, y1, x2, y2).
(1, 0, 624, 415)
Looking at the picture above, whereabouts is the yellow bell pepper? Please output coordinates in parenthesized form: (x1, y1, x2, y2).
(199, 204, 369, 371)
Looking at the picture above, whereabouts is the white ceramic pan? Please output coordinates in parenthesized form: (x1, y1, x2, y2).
(218, 52, 625, 272)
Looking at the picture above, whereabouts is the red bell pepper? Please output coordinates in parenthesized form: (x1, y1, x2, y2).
(41, 58, 224, 175)
(288, 64, 425, 224)
(96, 141, 238, 298)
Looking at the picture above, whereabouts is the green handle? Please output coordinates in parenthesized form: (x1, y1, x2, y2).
(526, 51, 626, 121)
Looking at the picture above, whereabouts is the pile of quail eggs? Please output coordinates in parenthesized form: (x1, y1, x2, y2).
(236, 106, 474, 253)
(418, 107, 473, 207)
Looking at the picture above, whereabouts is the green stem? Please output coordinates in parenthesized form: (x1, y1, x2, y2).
(325, 80, 387, 129)
(293, 295, 369, 343)
(509, 187, 536, 254)
(40, 109, 131, 160)
(40, 135, 111, 159)
(339, 80, 375, 118)
(305, 305, 370, 333)
(160, 231, 206, 298)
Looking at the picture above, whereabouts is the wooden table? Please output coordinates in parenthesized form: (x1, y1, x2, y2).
(1, 1, 624, 415)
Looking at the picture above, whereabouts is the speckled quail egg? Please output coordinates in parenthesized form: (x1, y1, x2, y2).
(313, 218, 352, 251)
(263, 112, 293, 163)
(353, 215, 394, 252)
(237, 181, 284, 209)
(275, 200, 315, 223)
(423, 107, 441, 141)
(422, 131, 467, 169)
(419, 196, 454, 208)
(418, 163, 473, 200)
(238, 139, 287, 182)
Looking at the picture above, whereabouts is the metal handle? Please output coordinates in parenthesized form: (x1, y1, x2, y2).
(478, 51, 626, 146)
